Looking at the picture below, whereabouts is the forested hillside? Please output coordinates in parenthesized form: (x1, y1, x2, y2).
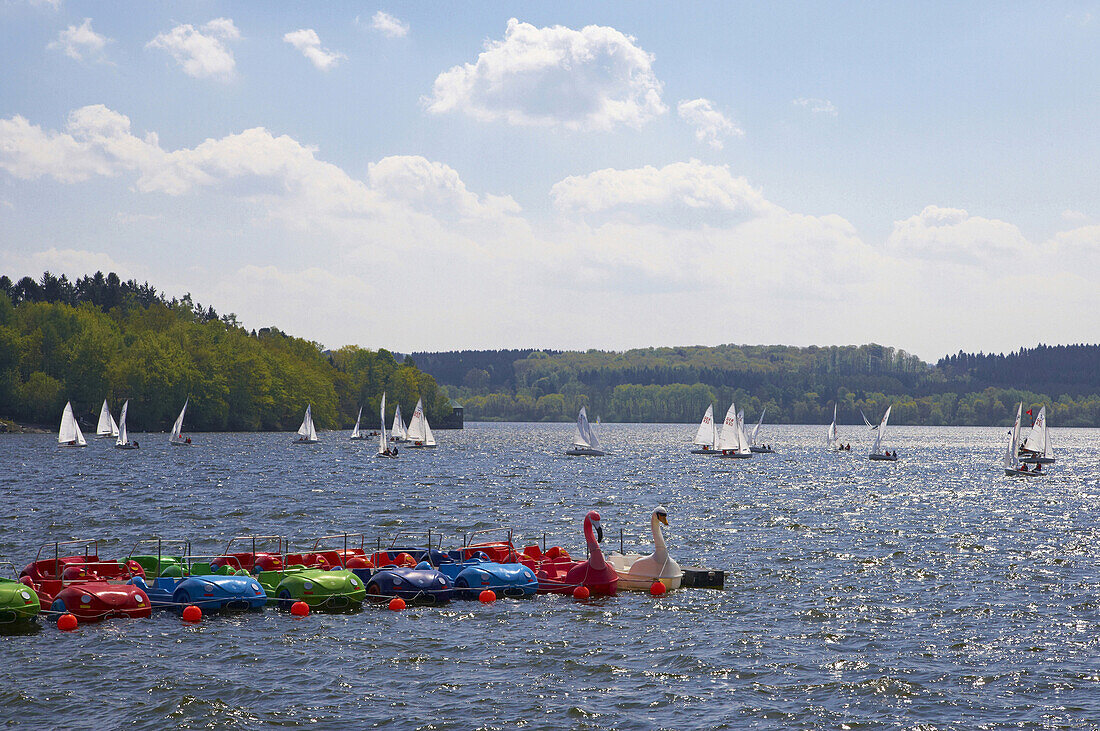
(0, 272, 450, 431)
(413, 344, 1100, 426)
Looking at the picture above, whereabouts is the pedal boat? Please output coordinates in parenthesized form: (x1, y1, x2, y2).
(0, 563, 40, 625)
(607, 506, 683, 591)
(21, 541, 151, 622)
(519, 511, 617, 596)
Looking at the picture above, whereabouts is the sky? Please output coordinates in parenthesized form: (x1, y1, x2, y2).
(1, 1, 1098, 361)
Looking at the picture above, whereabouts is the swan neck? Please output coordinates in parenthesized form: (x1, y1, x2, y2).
(651, 513, 668, 556)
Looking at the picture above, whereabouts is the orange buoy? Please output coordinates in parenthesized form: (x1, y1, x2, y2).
(57, 613, 78, 631)
(650, 581, 667, 596)
(573, 586, 590, 600)
(388, 597, 406, 611)
(181, 605, 202, 623)
(479, 589, 496, 603)
(290, 601, 310, 617)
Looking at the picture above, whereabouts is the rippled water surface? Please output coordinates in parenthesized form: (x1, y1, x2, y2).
(2, 423, 1099, 729)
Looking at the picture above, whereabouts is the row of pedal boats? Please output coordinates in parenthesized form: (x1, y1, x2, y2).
(0, 509, 683, 627)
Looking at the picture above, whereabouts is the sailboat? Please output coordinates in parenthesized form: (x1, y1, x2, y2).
(115, 400, 139, 449)
(169, 399, 191, 446)
(350, 407, 368, 440)
(1005, 403, 1045, 476)
(690, 405, 719, 454)
(405, 398, 437, 448)
(827, 404, 843, 451)
(566, 406, 604, 456)
(717, 402, 752, 458)
(376, 393, 398, 458)
(294, 404, 319, 444)
(1019, 406, 1055, 464)
(868, 406, 897, 461)
(749, 407, 774, 453)
(58, 401, 87, 447)
(390, 404, 408, 442)
(95, 400, 119, 439)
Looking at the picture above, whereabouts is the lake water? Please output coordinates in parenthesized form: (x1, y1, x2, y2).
(1, 423, 1098, 729)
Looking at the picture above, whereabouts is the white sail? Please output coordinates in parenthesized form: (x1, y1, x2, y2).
(58, 401, 86, 446)
(1004, 402, 1023, 469)
(574, 407, 593, 448)
(422, 409, 436, 447)
(827, 404, 838, 448)
(407, 398, 425, 442)
(391, 404, 406, 440)
(717, 402, 741, 451)
(1023, 406, 1050, 457)
(734, 410, 751, 454)
(297, 404, 317, 441)
(870, 405, 892, 455)
(169, 399, 188, 443)
(117, 399, 130, 446)
(96, 400, 114, 437)
(693, 405, 716, 446)
(378, 393, 388, 455)
(584, 410, 599, 451)
(750, 407, 766, 446)
(351, 406, 362, 439)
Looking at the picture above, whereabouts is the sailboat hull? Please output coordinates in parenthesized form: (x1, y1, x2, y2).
(690, 447, 721, 455)
(60, 443, 87, 448)
(1020, 456, 1054, 464)
(749, 447, 775, 453)
(1005, 468, 1046, 476)
(718, 451, 752, 459)
(293, 438, 319, 444)
(869, 453, 897, 461)
(169, 440, 192, 447)
(115, 444, 139, 450)
(566, 448, 605, 456)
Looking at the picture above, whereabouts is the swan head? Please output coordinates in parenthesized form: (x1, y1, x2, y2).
(585, 510, 603, 542)
(654, 506, 668, 526)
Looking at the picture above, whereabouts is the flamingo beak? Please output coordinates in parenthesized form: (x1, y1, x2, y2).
(596, 524, 604, 543)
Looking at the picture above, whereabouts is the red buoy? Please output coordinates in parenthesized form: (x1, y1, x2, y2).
(181, 605, 202, 623)
(479, 589, 496, 603)
(290, 601, 310, 617)
(57, 613, 78, 631)
(650, 581, 667, 596)
(388, 597, 406, 611)
(573, 586, 590, 600)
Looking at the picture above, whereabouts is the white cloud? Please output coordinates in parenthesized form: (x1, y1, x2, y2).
(677, 98, 742, 149)
(48, 18, 110, 62)
(368, 156, 520, 219)
(147, 18, 240, 82)
(551, 159, 773, 221)
(283, 28, 345, 71)
(1061, 209, 1088, 222)
(28, 0, 61, 9)
(0, 247, 124, 280)
(886, 205, 1031, 267)
(371, 11, 408, 38)
(793, 97, 838, 116)
(425, 18, 667, 130)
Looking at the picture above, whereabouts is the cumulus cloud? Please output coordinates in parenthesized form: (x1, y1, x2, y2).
(677, 98, 742, 149)
(551, 159, 773, 221)
(886, 205, 1031, 266)
(425, 18, 667, 130)
(1062, 209, 1088, 222)
(0, 105, 521, 228)
(147, 18, 240, 81)
(371, 11, 408, 38)
(793, 97, 838, 116)
(48, 18, 111, 62)
(283, 28, 345, 71)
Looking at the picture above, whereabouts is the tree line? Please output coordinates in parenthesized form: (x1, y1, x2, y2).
(415, 344, 1100, 426)
(0, 271, 451, 432)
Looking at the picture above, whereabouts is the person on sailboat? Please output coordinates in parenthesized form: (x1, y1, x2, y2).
(1034, 462, 1042, 472)
(134, 440, 140, 449)
(185, 437, 191, 444)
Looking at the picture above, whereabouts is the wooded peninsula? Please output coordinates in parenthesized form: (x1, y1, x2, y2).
(3, 271, 1099, 429)
(0, 272, 450, 431)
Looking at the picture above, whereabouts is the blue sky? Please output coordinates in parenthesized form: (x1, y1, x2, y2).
(1, 1, 1098, 359)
